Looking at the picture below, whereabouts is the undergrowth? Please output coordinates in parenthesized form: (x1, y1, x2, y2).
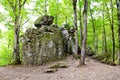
(92, 52, 117, 65)
(0, 45, 13, 66)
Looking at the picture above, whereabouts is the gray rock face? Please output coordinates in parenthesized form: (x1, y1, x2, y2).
(21, 25, 66, 66)
(60, 24, 77, 55)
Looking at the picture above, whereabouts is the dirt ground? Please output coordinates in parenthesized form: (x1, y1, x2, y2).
(0, 57, 120, 80)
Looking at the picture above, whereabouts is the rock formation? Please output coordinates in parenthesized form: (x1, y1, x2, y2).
(34, 15, 54, 28)
(21, 15, 66, 66)
(21, 15, 83, 66)
(60, 24, 78, 55)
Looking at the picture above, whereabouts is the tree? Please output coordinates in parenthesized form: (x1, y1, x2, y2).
(55, 0, 59, 25)
(105, 0, 115, 62)
(7, 0, 27, 64)
(110, 0, 115, 63)
(102, 2, 107, 53)
(44, 0, 47, 14)
(78, 0, 83, 46)
(89, 1, 98, 54)
(73, 0, 78, 55)
(80, 0, 88, 65)
(116, 0, 120, 64)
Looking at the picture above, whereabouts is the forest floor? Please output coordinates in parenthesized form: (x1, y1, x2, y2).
(0, 56, 120, 80)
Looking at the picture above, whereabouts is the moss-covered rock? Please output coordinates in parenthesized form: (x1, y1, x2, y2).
(21, 25, 66, 66)
(45, 68, 57, 73)
(34, 15, 54, 28)
(48, 62, 68, 69)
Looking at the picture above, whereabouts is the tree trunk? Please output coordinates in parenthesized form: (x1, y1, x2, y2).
(65, 16, 68, 23)
(55, 0, 58, 25)
(110, 0, 115, 62)
(44, 0, 47, 14)
(89, 2, 97, 54)
(116, 0, 120, 64)
(105, 1, 115, 62)
(13, 7, 21, 64)
(80, 0, 88, 65)
(73, 0, 78, 55)
(8, 0, 27, 64)
(79, 0, 83, 46)
(13, 26, 21, 64)
(102, 2, 107, 53)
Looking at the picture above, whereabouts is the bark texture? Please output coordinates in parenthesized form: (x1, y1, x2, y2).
(73, 0, 78, 55)
(80, 0, 88, 65)
(116, 0, 120, 64)
(102, 2, 107, 53)
(105, 1, 115, 62)
(8, 0, 27, 64)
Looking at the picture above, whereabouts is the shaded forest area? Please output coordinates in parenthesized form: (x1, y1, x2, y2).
(0, 0, 120, 66)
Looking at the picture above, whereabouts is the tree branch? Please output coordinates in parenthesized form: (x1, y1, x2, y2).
(22, 18, 30, 26)
(21, 0, 27, 7)
(7, 0, 15, 10)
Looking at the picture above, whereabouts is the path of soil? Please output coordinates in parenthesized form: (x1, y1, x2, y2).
(0, 57, 120, 80)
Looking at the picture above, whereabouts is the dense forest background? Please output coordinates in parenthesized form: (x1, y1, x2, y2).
(0, 0, 120, 66)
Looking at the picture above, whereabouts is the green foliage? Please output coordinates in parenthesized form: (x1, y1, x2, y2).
(0, 30, 14, 66)
(0, 29, 2, 38)
(0, 45, 13, 66)
(95, 52, 112, 62)
(93, 52, 117, 65)
(0, 0, 119, 65)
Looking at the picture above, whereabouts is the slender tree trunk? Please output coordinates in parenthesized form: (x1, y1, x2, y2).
(89, 2, 97, 54)
(73, 0, 78, 55)
(65, 16, 67, 23)
(102, 2, 107, 53)
(116, 0, 120, 64)
(79, 0, 83, 46)
(96, 36, 98, 53)
(13, 0, 23, 64)
(80, 0, 88, 65)
(13, 25, 21, 64)
(55, 0, 58, 25)
(102, 30, 104, 53)
(110, 0, 115, 62)
(13, 3, 21, 64)
(8, 0, 27, 64)
(105, 1, 115, 62)
(8, 39, 11, 49)
(44, 0, 47, 14)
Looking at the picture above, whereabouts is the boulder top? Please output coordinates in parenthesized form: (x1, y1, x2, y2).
(34, 15, 54, 28)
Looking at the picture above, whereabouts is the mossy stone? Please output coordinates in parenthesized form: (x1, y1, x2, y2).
(21, 26, 66, 66)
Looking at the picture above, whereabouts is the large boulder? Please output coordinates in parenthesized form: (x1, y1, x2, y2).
(34, 15, 54, 28)
(21, 25, 66, 66)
